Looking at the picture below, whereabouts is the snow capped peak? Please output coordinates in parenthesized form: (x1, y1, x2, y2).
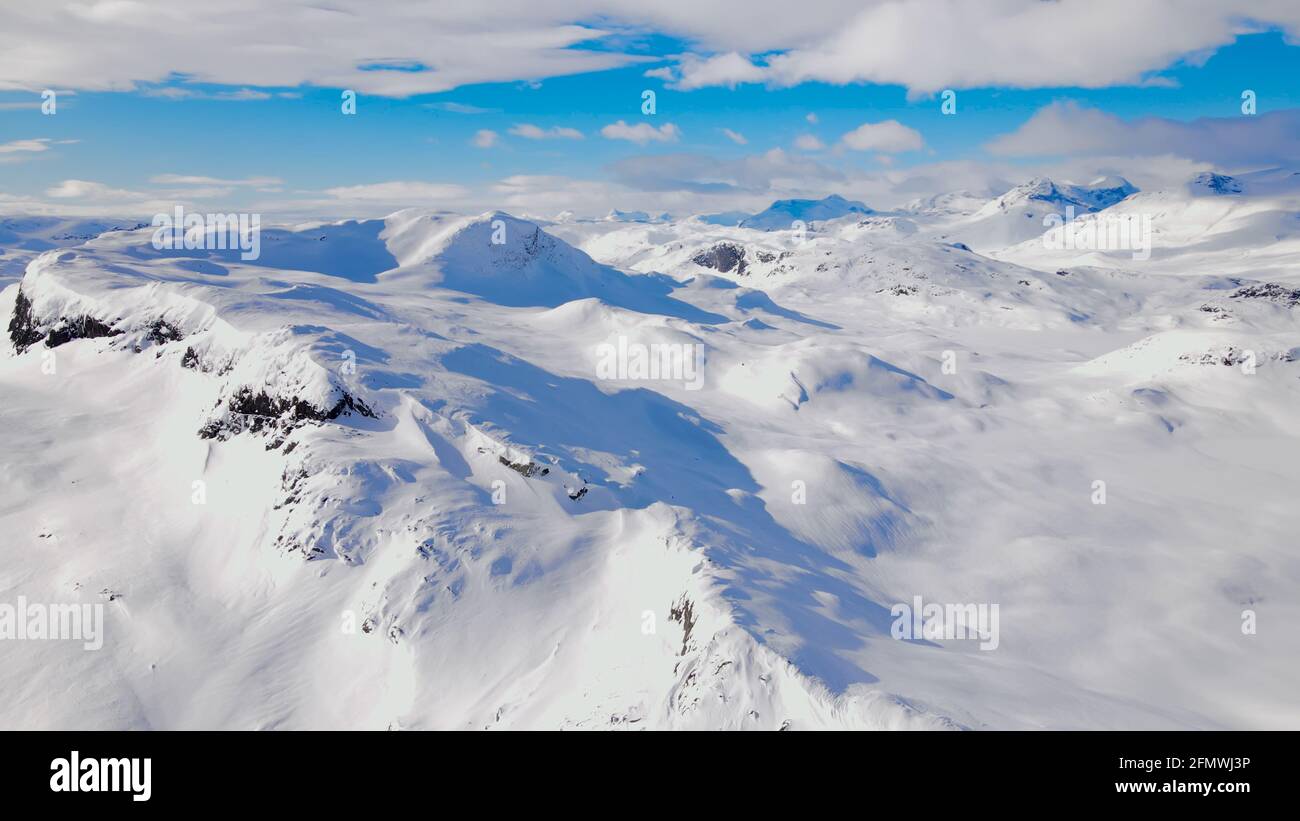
(392, 211, 593, 281)
(947, 175, 1137, 251)
(1188, 171, 1243, 195)
(995, 175, 1136, 210)
(381, 210, 567, 269)
(1007, 176, 1067, 202)
(1087, 174, 1133, 191)
(739, 194, 873, 230)
(1073, 175, 1138, 208)
(902, 190, 987, 216)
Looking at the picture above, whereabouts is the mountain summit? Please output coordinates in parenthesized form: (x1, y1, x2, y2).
(739, 194, 874, 230)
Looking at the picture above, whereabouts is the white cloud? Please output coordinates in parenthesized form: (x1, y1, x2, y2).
(0, 138, 55, 154)
(609, 146, 846, 195)
(45, 179, 141, 200)
(428, 102, 498, 114)
(0, 1, 645, 97)
(509, 123, 584, 140)
(150, 174, 283, 186)
(473, 129, 499, 148)
(600, 120, 681, 144)
(4, 175, 477, 219)
(321, 181, 469, 201)
(794, 134, 825, 151)
(141, 87, 273, 101)
(721, 128, 748, 145)
(1, 2, 1297, 98)
(668, 52, 766, 90)
(840, 120, 923, 153)
(653, 1, 1300, 95)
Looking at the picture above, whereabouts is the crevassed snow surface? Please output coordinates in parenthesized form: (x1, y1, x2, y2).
(2, 179, 1298, 730)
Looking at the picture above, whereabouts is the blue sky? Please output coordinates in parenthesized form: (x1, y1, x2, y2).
(1, 2, 1299, 219)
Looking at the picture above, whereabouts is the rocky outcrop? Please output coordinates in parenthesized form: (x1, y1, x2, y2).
(8, 287, 121, 353)
(1232, 283, 1300, 307)
(7, 289, 43, 353)
(199, 385, 375, 445)
(692, 242, 748, 276)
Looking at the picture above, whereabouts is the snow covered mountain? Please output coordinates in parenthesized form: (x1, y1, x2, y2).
(3, 175, 1298, 730)
(943, 176, 1139, 250)
(995, 168, 1300, 278)
(732, 194, 874, 230)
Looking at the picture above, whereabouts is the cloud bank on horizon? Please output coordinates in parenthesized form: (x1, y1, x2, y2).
(1, 0, 1299, 218)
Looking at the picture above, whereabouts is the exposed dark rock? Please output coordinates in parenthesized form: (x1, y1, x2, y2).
(669, 595, 697, 656)
(199, 386, 375, 441)
(45, 315, 119, 349)
(146, 318, 184, 345)
(876, 284, 918, 296)
(7, 289, 43, 353)
(1231, 283, 1300, 307)
(499, 456, 548, 478)
(8, 288, 122, 351)
(1176, 346, 1281, 367)
(692, 242, 747, 275)
(521, 225, 549, 258)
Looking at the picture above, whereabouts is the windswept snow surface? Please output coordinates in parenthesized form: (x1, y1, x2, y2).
(2, 182, 1298, 730)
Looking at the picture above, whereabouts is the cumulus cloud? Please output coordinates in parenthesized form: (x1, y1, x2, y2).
(0, 1, 647, 97)
(509, 123, 584, 140)
(2, 2, 1297, 99)
(600, 120, 681, 144)
(655, 1, 1300, 95)
(473, 129, 499, 148)
(987, 101, 1300, 168)
(840, 120, 924, 153)
(666, 52, 767, 90)
(721, 128, 748, 145)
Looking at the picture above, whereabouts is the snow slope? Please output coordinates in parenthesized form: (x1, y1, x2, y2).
(2, 191, 1298, 730)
